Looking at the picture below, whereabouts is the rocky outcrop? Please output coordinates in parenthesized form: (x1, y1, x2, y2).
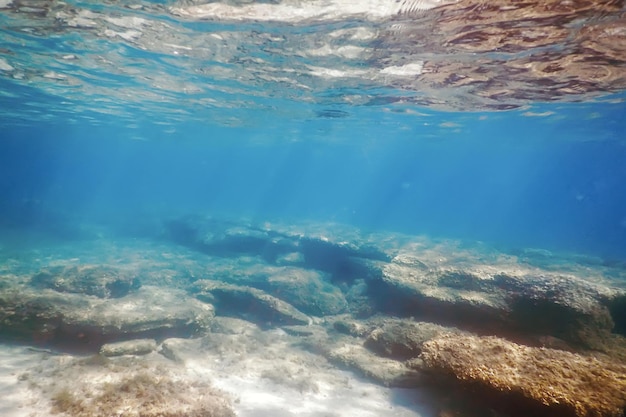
(31, 265, 140, 298)
(418, 334, 626, 417)
(163, 215, 388, 281)
(206, 263, 348, 316)
(0, 285, 214, 349)
(371, 252, 625, 350)
(262, 267, 348, 315)
(164, 217, 626, 348)
(192, 280, 310, 327)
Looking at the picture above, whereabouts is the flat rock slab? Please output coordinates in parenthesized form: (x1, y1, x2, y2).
(31, 264, 140, 298)
(375, 252, 626, 349)
(0, 285, 214, 349)
(418, 334, 626, 417)
(193, 280, 311, 326)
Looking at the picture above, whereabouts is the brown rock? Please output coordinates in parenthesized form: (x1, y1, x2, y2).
(419, 334, 626, 417)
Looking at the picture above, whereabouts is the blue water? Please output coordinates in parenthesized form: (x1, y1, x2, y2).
(1, 0, 626, 260)
(2, 100, 626, 260)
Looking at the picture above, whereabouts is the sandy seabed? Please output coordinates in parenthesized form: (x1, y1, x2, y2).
(0, 331, 434, 417)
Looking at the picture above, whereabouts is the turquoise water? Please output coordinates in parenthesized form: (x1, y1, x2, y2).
(1, 0, 626, 260)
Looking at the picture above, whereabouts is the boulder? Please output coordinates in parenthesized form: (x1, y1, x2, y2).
(31, 265, 140, 298)
(418, 334, 626, 417)
(192, 280, 310, 326)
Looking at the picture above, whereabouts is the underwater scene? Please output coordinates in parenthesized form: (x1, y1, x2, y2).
(1, 0, 626, 416)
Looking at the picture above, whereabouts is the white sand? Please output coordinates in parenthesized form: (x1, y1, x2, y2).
(0, 345, 49, 417)
(0, 325, 435, 417)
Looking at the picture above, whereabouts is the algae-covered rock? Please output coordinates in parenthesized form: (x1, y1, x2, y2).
(419, 334, 626, 417)
(373, 251, 625, 350)
(0, 285, 214, 348)
(193, 280, 311, 326)
(208, 263, 348, 316)
(263, 267, 348, 316)
(364, 319, 460, 360)
(63, 286, 214, 343)
(31, 265, 140, 298)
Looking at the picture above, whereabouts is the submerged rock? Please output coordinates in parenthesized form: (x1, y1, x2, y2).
(216, 264, 348, 316)
(0, 285, 214, 349)
(99, 339, 157, 357)
(371, 252, 626, 350)
(332, 316, 369, 337)
(302, 330, 425, 388)
(263, 267, 348, 316)
(327, 342, 425, 388)
(364, 319, 462, 360)
(31, 265, 140, 298)
(163, 215, 388, 277)
(163, 216, 298, 262)
(418, 334, 626, 417)
(193, 280, 311, 326)
(163, 217, 626, 350)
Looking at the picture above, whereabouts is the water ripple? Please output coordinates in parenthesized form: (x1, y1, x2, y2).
(0, 0, 624, 126)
